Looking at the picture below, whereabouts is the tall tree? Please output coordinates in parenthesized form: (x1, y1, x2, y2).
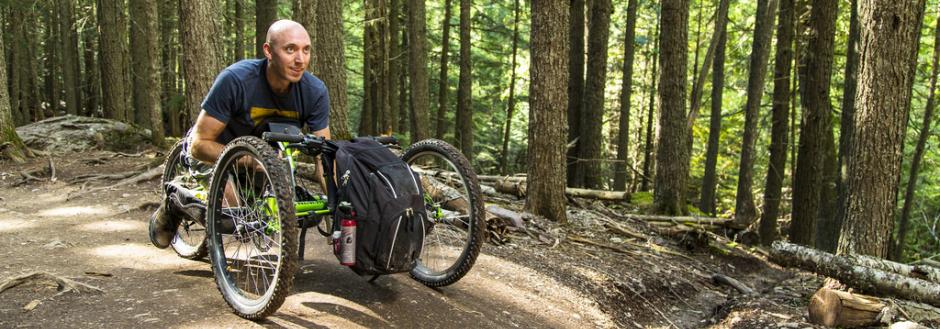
(234, 0, 245, 61)
(97, 0, 131, 121)
(81, 6, 99, 117)
(686, 0, 731, 130)
(837, 0, 925, 258)
(407, 0, 431, 141)
(43, 6, 58, 119)
(57, 0, 82, 115)
(499, 0, 521, 175)
(653, 0, 690, 215)
(732, 0, 778, 228)
(759, 0, 796, 245)
(255, 0, 277, 58)
(0, 12, 28, 162)
(567, 0, 585, 188)
(456, 0, 472, 158)
(180, 0, 224, 121)
(699, 23, 727, 216)
(387, 0, 401, 134)
(361, 0, 389, 136)
(892, 2, 939, 261)
(292, 0, 317, 68)
(159, 0, 181, 135)
(613, 0, 639, 191)
(789, 0, 838, 246)
(435, 0, 453, 141)
(640, 17, 659, 192)
(526, 0, 568, 223)
(129, 0, 163, 144)
(315, 0, 351, 139)
(578, 0, 612, 189)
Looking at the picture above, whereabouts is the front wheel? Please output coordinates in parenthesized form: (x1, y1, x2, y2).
(403, 139, 485, 287)
(205, 136, 298, 319)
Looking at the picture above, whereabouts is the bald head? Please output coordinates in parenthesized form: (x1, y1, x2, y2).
(265, 20, 309, 47)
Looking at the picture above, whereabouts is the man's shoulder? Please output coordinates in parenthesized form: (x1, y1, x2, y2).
(221, 59, 265, 82)
(300, 72, 327, 94)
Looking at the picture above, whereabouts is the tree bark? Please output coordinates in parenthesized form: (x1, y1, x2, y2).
(526, 0, 568, 223)
(435, 0, 453, 141)
(315, 0, 351, 140)
(641, 18, 659, 192)
(731, 0, 778, 228)
(81, 7, 99, 117)
(567, 0, 586, 188)
(653, 0, 690, 215)
(180, 0, 225, 123)
(43, 7, 57, 119)
(159, 0, 180, 136)
(255, 0, 277, 58)
(234, 0, 245, 61)
(455, 0, 473, 158)
(837, 0, 925, 258)
(97, 0, 132, 122)
(789, 0, 838, 246)
(406, 0, 431, 142)
(129, 0, 163, 145)
(499, 0, 521, 175)
(57, 0, 82, 116)
(387, 0, 400, 134)
(771, 241, 940, 307)
(892, 4, 940, 262)
(698, 3, 731, 216)
(808, 288, 940, 328)
(759, 0, 795, 245)
(577, 0, 611, 189)
(686, 0, 730, 129)
(0, 12, 27, 162)
(612, 0, 639, 191)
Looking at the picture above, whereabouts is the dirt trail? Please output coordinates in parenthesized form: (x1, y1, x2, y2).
(0, 153, 614, 328)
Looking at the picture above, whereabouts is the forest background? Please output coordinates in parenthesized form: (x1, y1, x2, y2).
(0, 0, 938, 264)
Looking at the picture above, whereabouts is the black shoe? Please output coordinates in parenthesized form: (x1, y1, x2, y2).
(149, 203, 181, 249)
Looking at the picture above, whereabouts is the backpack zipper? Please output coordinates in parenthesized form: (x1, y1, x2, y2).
(386, 212, 405, 269)
(375, 171, 398, 198)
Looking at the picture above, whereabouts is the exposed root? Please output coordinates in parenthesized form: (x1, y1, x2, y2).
(66, 165, 163, 200)
(0, 272, 103, 297)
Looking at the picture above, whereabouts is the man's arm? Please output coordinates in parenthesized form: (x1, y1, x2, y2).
(311, 126, 331, 192)
(190, 110, 227, 164)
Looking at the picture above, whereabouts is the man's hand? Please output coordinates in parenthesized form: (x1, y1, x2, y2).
(190, 111, 227, 164)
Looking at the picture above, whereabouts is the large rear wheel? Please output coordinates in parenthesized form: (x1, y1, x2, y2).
(403, 139, 485, 287)
(206, 136, 298, 319)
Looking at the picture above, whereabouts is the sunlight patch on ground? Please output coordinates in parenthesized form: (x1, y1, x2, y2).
(81, 243, 197, 270)
(278, 291, 387, 328)
(74, 220, 145, 233)
(454, 253, 615, 328)
(173, 317, 265, 329)
(38, 206, 111, 218)
(0, 219, 37, 233)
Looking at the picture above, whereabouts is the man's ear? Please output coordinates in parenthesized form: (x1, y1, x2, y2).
(263, 42, 273, 60)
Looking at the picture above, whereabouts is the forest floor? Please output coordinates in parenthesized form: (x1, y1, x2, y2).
(0, 147, 827, 329)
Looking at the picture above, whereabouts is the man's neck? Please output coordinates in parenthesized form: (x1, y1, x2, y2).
(265, 63, 290, 95)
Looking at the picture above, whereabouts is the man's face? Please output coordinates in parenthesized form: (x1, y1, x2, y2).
(264, 28, 311, 84)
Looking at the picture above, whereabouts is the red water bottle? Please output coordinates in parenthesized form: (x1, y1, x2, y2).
(340, 219, 356, 266)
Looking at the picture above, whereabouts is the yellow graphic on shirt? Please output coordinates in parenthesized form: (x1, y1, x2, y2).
(250, 107, 300, 125)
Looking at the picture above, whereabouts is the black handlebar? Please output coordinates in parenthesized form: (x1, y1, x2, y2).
(262, 132, 305, 143)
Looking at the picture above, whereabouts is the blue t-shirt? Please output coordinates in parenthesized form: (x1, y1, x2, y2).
(201, 59, 330, 144)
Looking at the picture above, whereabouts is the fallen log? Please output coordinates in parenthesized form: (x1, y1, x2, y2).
(770, 241, 940, 307)
(808, 287, 940, 328)
(485, 205, 526, 229)
(711, 273, 756, 296)
(618, 213, 730, 225)
(415, 168, 630, 201)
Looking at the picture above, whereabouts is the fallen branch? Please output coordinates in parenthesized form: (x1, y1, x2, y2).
(567, 235, 641, 257)
(619, 213, 730, 225)
(711, 273, 757, 296)
(771, 241, 940, 307)
(485, 205, 526, 229)
(0, 272, 103, 296)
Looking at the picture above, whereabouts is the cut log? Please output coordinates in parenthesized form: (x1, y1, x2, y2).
(809, 287, 888, 327)
(770, 241, 940, 307)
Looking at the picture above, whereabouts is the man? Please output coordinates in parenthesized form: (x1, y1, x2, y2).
(149, 20, 330, 248)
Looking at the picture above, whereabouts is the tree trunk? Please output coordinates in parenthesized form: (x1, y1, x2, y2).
(315, 0, 351, 140)
(641, 18, 659, 192)
(159, 0, 180, 136)
(612, 0, 639, 191)
(81, 7, 99, 117)
(653, 0, 690, 216)
(97, 0, 131, 122)
(771, 241, 940, 307)
(567, 0, 586, 188)
(180, 0, 225, 123)
(732, 0, 778, 228)
(0, 12, 27, 162)
(387, 0, 400, 135)
(577, 0, 611, 189)
(456, 0, 472, 158)
(789, 0, 838, 246)
(499, 0, 521, 175)
(407, 0, 431, 142)
(43, 7, 58, 119)
(57, 0, 82, 116)
(24, 9, 43, 122)
(435, 0, 453, 141)
(892, 3, 940, 262)
(759, 0, 795, 245)
(686, 0, 730, 129)
(129, 0, 163, 145)
(526, 0, 568, 223)
(837, 0, 925, 258)
(255, 0, 277, 58)
(234, 0, 245, 61)
(698, 2, 731, 215)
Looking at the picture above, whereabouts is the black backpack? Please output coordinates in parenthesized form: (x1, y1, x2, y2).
(324, 137, 427, 276)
